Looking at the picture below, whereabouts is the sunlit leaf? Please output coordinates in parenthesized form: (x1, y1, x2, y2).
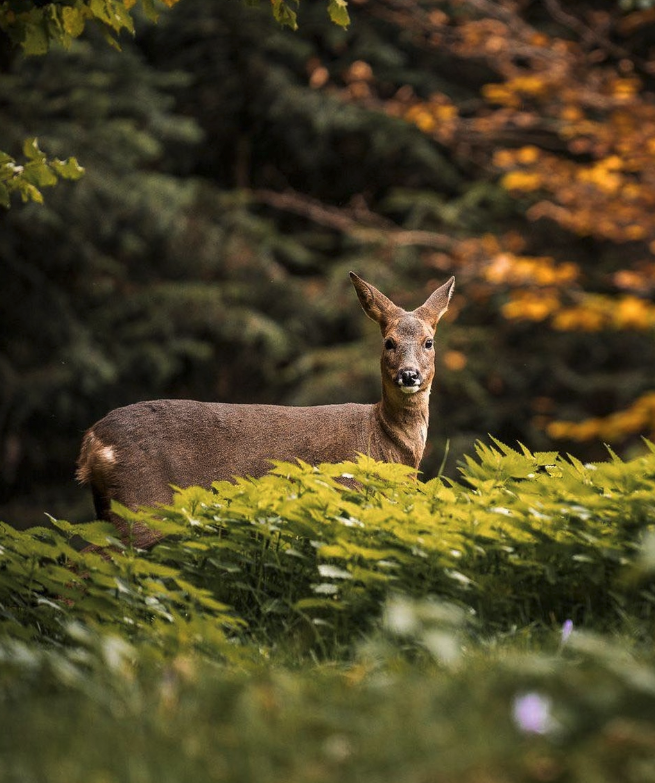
(327, 0, 349, 27)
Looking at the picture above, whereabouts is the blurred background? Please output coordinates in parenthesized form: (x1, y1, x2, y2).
(1, 0, 655, 526)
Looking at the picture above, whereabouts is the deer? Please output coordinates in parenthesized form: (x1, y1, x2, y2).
(77, 272, 455, 549)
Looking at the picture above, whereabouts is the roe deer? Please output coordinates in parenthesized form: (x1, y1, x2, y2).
(77, 272, 455, 548)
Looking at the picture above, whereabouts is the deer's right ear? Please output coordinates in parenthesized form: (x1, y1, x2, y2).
(414, 276, 455, 330)
(350, 272, 401, 331)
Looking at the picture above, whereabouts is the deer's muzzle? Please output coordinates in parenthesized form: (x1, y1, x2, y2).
(397, 369, 422, 393)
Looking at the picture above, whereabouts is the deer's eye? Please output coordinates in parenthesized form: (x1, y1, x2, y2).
(384, 338, 396, 351)
(424, 338, 434, 350)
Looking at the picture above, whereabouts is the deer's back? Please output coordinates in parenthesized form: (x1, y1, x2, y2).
(78, 399, 386, 511)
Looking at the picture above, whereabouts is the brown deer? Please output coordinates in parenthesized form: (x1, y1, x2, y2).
(77, 272, 455, 548)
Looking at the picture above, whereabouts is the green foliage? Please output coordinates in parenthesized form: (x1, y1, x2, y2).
(327, 0, 349, 28)
(0, 515, 243, 663)
(271, 0, 299, 31)
(0, 0, 350, 207)
(0, 136, 83, 207)
(5, 628, 655, 783)
(3, 443, 655, 781)
(0, 0, 184, 205)
(270, 0, 350, 31)
(1, 0, 147, 54)
(128, 444, 655, 644)
(3, 443, 655, 662)
(0, 0, 349, 56)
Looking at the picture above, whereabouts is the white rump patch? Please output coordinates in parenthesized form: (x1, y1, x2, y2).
(99, 445, 117, 466)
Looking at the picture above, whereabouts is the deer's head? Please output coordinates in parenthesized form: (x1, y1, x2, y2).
(350, 272, 455, 400)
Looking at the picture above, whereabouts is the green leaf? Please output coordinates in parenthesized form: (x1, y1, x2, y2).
(89, 0, 111, 25)
(21, 17, 49, 55)
(22, 138, 45, 162)
(74, 521, 122, 546)
(327, 0, 350, 27)
(99, 23, 122, 50)
(51, 157, 85, 181)
(140, 0, 161, 23)
(107, 0, 135, 34)
(271, 0, 298, 30)
(61, 6, 86, 38)
(24, 161, 58, 188)
(20, 182, 44, 204)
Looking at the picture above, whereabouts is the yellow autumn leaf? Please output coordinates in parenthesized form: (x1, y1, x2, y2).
(502, 171, 542, 192)
(405, 106, 436, 133)
(493, 149, 516, 168)
(612, 78, 640, 99)
(613, 295, 655, 329)
(552, 307, 607, 332)
(547, 392, 655, 442)
(516, 146, 540, 165)
(510, 75, 551, 95)
(482, 84, 519, 107)
(443, 350, 467, 372)
(501, 291, 560, 322)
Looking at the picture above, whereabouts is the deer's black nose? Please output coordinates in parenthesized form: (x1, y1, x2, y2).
(398, 369, 421, 387)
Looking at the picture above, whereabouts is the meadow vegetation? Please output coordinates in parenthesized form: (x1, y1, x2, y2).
(2, 441, 655, 782)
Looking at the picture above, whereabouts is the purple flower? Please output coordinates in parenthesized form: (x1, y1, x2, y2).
(512, 692, 555, 735)
(561, 619, 574, 645)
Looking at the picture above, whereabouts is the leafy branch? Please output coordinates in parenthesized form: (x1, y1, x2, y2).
(0, 138, 84, 208)
(0, 0, 183, 54)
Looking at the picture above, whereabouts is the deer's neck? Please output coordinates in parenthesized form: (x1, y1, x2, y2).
(376, 386, 430, 469)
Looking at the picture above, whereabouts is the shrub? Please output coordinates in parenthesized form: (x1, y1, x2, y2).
(2, 440, 655, 660)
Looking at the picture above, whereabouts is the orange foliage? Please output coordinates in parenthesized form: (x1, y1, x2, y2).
(500, 290, 655, 331)
(548, 392, 655, 443)
(333, 1, 655, 447)
(484, 254, 579, 287)
(501, 290, 563, 323)
(390, 5, 655, 342)
(400, 94, 459, 143)
(375, 3, 655, 249)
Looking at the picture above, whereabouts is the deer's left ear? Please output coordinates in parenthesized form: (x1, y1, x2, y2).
(413, 277, 455, 331)
(350, 271, 404, 332)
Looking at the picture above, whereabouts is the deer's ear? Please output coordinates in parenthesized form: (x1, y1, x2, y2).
(350, 272, 402, 331)
(414, 276, 455, 330)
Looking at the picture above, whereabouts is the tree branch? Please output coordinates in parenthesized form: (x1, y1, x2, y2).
(249, 189, 455, 250)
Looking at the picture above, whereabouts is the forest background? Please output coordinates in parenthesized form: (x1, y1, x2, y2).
(2, 0, 655, 526)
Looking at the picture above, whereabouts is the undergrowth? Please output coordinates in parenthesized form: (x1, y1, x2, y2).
(2, 440, 655, 782)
